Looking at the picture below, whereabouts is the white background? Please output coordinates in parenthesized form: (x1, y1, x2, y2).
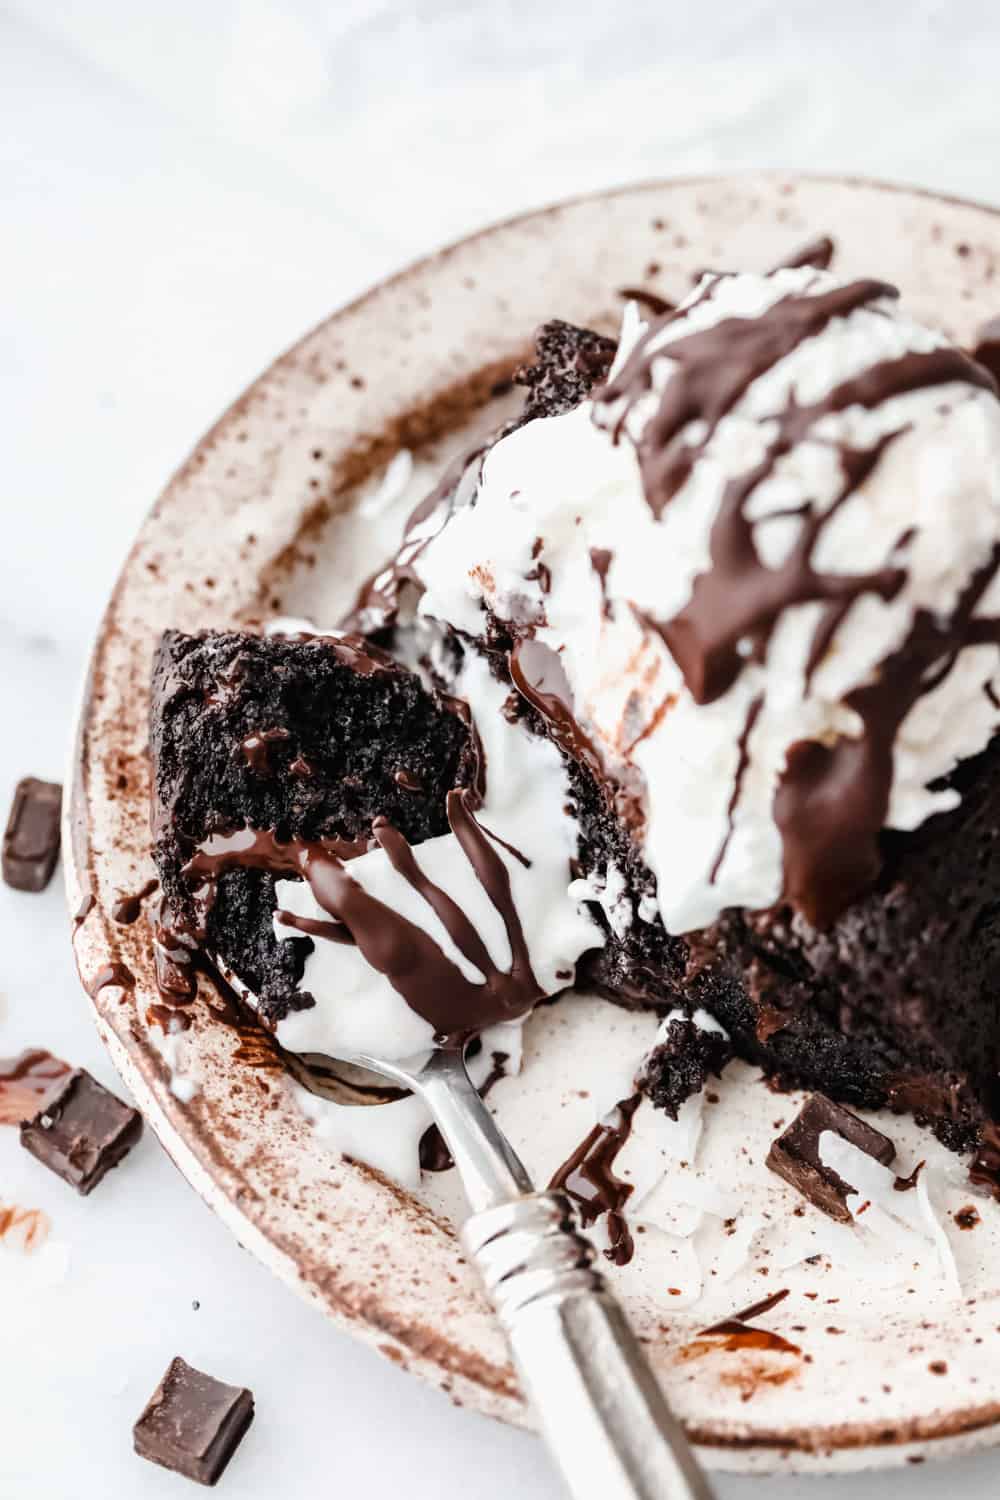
(3, 3, 1000, 1496)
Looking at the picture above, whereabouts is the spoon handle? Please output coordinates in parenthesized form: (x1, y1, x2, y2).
(463, 1194, 714, 1500)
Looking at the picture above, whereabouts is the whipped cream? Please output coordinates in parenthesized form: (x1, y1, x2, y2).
(415, 269, 1000, 932)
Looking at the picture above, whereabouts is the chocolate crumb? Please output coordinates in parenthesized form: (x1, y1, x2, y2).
(766, 1093, 895, 1222)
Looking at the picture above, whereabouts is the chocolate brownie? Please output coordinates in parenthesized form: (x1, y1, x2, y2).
(151, 629, 478, 1026)
(511, 320, 617, 425)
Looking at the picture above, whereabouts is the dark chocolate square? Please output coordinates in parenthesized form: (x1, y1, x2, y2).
(766, 1093, 895, 1222)
(134, 1357, 254, 1486)
(19, 1069, 143, 1195)
(2, 777, 61, 892)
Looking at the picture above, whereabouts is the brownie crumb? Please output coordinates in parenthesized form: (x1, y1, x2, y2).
(151, 630, 478, 1027)
(513, 320, 617, 425)
(637, 1014, 733, 1119)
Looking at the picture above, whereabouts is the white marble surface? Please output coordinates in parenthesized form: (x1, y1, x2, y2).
(4, 3, 1000, 1495)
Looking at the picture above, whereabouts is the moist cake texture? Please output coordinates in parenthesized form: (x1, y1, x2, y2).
(151, 629, 479, 1027)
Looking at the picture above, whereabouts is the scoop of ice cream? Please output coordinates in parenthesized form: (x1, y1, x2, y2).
(415, 267, 1000, 933)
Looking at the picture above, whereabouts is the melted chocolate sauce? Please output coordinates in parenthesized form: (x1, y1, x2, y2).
(696, 1284, 800, 1356)
(973, 316, 1000, 386)
(274, 909, 353, 944)
(112, 878, 160, 925)
(549, 1093, 642, 1265)
(147, 1003, 192, 1033)
(644, 425, 906, 707)
(892, 1160, 925, 1192)
(589, 547, 614, 619)
(418, 1125, 455, 1173)
(955, 1205, 981, 1230)
(0, 1050, 71, 1125)
(183, 790, 542, 1046)
(618, 287, 676, 317)
(509, 638, 604, 780)
(776, 540, 1000, 926)
(74, 891, 96, 926)
(240, 727, 290, 774)
(771, 236, 835, 272)
(602, 279, 999, 926)
(88, 963, 136, 998)
(345, 444, 486, 633)
(601, 279, 898, 519)
(393, 768, 424, 793)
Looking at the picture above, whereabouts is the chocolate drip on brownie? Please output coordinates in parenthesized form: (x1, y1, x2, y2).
(183, 791, 541, 1045)
(151, 629, 479, 1025)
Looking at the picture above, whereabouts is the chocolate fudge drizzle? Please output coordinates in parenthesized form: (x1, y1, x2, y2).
(618, 287, 676, 318)
(601, 279, 898, 520)
(184, 789, 541, 1045)
(772, 235, 835, 272)
(698, 1287, 800, 1355)
(346, 444, 487, 634)
(973, 316, 1000, 386)
(601, 277, 1000, 925)
(112, 878, 160, 925)
(509, 638, 605, 780)
(549, 1093, 642, 1265)
(777, 540, 1000, 925)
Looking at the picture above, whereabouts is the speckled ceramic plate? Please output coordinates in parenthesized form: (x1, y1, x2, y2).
(67, 174, 1000, 1474)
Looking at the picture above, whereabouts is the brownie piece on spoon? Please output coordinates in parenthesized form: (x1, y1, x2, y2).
(150, 628, 479, 1026)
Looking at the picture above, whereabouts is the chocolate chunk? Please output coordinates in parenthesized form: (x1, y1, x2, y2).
(20, 1070, 142, 1195)
(2, 777, 61, 892)
(133, 1356, 254, 1486)
(766, 1093, 895, 1222)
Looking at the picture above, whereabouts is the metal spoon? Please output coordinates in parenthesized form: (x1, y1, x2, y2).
(290, 1039, 714, 1500)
